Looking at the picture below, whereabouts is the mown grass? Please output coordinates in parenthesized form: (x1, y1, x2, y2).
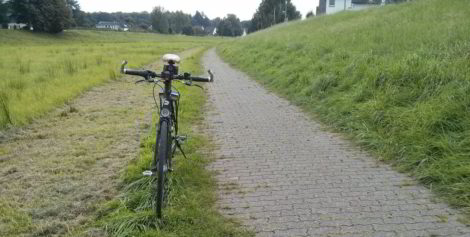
(219, 0, 470, 215)
(0, 30, 220, 127)
(0, 201, 33, 236)
(93, 49, 252, 237)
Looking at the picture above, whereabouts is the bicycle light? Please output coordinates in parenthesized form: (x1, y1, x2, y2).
(162, 54, 180, 64)
(163, 54, 180, 76)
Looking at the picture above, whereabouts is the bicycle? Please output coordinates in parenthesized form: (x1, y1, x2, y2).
(120, 54, 213, 218)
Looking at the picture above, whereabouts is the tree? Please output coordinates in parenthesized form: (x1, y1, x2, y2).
(191, 26, 205, 36)
(216, 18, 230, 36)
(32, 0, 71, 33)
(151, 7, 169, 33)
(192, 11, 210, 28)
(182, 25, 193, 35)
(249, 0, 301, 33)
(168, 11, 191, 34)
(211, 17, 221, 28)
(9, 0, 31, 25)
(216, 14, 243, 37)
(9, 0, 71, 33)
(306, 11, 314, 18)
(0, 0, 8, 28)
(208, 17, 221, 35)
(241, 20, 251, 31)
(65, 0, 83, 27)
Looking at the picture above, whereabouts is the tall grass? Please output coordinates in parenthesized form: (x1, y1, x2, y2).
(0, 30, 220, 127)
(219, 0, 470, 214)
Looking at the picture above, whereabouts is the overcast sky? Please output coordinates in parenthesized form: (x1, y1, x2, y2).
(78, 0, 320, 21)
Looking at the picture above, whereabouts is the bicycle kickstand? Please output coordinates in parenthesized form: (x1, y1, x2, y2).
(174, 139, 188, 159)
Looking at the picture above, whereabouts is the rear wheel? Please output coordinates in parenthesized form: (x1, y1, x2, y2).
(156, 120, 170, 218)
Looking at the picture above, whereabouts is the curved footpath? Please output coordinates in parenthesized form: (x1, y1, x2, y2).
(203, 48, 470, 237)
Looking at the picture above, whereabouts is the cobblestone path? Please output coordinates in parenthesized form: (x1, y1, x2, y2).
(203, 49, 470, 237)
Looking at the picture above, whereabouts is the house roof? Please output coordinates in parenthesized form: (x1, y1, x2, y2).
(352, 0, 382, 4)
(96, 21, 120, 26)
(96, 21, 129, 28)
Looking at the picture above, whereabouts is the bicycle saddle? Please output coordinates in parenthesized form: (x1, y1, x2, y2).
(163, 54, 181, 65)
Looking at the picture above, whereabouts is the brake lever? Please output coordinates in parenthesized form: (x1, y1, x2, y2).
(193, 84, 204, 90)
(121, 60, 128, 74)
(135, 79, 146, 84)
(183, 80, 203, 90)
(208, 70, 214, 82)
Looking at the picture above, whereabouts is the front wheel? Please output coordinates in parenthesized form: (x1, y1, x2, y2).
(156, 120, 170, 218)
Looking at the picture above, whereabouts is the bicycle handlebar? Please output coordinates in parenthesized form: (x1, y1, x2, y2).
(121, 61, 214, 83)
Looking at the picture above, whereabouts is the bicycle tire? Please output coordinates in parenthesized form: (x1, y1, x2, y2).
(156, 120, 170, 218)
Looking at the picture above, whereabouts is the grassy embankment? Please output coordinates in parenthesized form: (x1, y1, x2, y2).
(0, 30, 218, 128)
(93, 49, 252, 237)
(219, 0, 470, 216)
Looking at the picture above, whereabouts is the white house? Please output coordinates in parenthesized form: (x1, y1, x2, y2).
(317, 0, 385, 15)
(96, 21, 128, 31)
(8, 23, 27, 30)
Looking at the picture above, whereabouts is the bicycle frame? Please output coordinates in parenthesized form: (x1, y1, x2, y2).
(157, 77, 181, 167)
(159, 79, 176, 129)
(156, 62, 182, 169)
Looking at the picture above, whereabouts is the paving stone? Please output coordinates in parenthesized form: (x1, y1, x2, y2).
(273, 228, 308, 237)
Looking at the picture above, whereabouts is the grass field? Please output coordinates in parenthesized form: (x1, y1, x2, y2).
(219, 0, 470, 215)
(0, 30, 219, 127)
(0, 30, 252, 236)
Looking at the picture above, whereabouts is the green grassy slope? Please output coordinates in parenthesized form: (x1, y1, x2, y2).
(219, 0, 470, 213)
(0, 30, 220, 127)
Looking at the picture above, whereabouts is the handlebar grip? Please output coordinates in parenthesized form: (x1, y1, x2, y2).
(124, 69, 148, 77)
(121, 61, 156, 79)
(191, 70, 214, 82)
(191, 76, 211, 82)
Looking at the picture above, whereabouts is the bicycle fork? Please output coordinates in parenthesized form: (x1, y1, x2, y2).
(143, 100, 187, 177)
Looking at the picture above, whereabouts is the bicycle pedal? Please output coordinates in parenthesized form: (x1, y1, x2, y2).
(142, 170, 154, 176)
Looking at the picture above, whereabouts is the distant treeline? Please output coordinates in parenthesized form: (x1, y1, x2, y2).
(0, 0, 244, 36)
(0, 0, 304, 36)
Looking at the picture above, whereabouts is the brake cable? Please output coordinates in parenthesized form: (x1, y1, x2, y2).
(152, 81, 164, 114)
